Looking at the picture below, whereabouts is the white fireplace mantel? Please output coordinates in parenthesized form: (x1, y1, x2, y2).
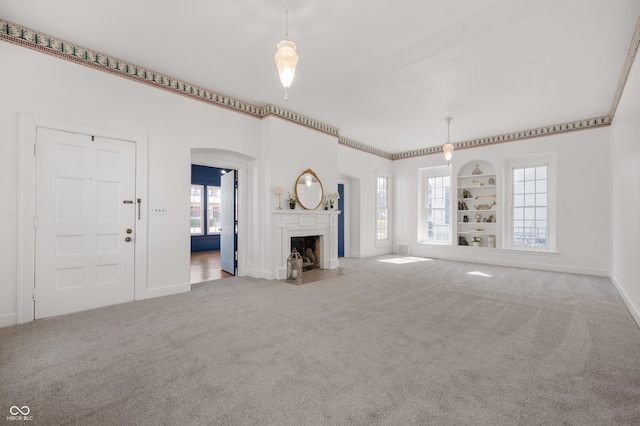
(273, 209, 340, 280)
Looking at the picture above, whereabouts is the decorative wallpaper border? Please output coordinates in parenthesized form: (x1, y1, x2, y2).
(338, 136, 393, 159)
(1, 16, 638, 161)
(391, 115, 612, 160)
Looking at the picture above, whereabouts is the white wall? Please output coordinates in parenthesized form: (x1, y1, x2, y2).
(393, 127, 611, 276)
(610, 53, 640, 325)
(0, 42, 262, 326)
(338, 145, 394, 258)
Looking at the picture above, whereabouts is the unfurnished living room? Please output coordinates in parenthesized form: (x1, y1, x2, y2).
(1, 1, 640, 425)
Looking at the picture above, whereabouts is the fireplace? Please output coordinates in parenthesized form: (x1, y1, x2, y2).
(291, 236, 321, 271)
(272, 210, 340, 280)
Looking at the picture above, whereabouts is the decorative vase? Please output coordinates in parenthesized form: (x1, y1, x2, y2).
(289, 203, 295, 209)
(473, 242, 480, 247)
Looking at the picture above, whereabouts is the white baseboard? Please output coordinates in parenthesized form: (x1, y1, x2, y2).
(141, 283, 190, 300)
(246, 268, 276, 280)
(0, 313, 17, 328)
(610, 274, 640, 329)
(348, 250, 362, 258)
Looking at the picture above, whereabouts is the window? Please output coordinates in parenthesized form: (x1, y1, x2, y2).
(426, 175, 451, 242)
(191, 184, 221, 236)
(512, 165, 547, 248)
(506, 153, 555, 251)
(419, 166, 451, 244)
(190, 184, 204, 235)
(376, 172, 391, 243)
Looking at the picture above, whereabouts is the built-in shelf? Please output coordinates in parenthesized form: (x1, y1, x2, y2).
(457, 160, 498, 248)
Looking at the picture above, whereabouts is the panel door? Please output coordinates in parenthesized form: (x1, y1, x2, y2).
(35, 128, 136, 319)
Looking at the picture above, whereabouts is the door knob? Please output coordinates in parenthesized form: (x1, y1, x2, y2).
(125, 236, 132, 242)
(126, 228, 133, 234)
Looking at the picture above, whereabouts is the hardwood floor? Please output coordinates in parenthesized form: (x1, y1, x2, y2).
(190, 250, 234, 284)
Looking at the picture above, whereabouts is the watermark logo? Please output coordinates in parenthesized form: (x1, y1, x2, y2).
(6, 406, 32, 421)
(9, 407, 29, 416)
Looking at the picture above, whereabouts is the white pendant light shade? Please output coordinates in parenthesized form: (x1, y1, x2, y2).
(275, 40, 299, 89)
(443, 143, 454, 161)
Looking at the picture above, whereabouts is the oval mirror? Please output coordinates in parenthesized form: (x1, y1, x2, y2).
(295, 169, 324, 210)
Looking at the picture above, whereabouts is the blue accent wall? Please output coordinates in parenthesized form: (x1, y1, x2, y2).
(191, 165, 226, 252)
(192, 164, 223, 187)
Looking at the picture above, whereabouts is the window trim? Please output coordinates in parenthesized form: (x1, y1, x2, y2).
(418, 166, 452, 245)
(375, 170, 392, 247)
(504, 153, 556, 252)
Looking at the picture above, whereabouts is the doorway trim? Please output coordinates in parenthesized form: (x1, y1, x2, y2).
(18, 114, 149, 324)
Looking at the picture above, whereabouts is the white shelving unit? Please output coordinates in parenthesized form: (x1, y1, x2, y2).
(457, 160, 497, 248)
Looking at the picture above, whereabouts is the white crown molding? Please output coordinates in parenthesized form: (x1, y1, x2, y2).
(1, 16, 638, 161)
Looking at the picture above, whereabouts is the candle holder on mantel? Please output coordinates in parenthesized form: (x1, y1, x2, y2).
(287, 249, 303, 282)
(275, 186, 284, 209)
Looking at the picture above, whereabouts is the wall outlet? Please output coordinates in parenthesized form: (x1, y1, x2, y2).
(151, 207, 167, 215)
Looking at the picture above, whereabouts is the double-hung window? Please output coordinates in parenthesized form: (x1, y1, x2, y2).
(507, 154, 556, 251)
(419, 166, 451, 244)
(190, 185, 205, 235)
(376, 171, 391, 244)
(427, 175, 451, 242)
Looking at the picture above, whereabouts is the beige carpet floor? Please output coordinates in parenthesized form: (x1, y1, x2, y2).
(1, 255, 639, 425)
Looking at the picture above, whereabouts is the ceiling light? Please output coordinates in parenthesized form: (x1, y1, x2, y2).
(274, 0, 298, 101)
(443, 116, 454, 165)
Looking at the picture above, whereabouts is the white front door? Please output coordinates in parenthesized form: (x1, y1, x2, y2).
(34, 128, 136, 319)
(220, 170, 236, 275)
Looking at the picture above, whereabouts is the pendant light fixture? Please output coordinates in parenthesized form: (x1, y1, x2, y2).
(274, 0, 299, 101)
(443, 116, 454, 165)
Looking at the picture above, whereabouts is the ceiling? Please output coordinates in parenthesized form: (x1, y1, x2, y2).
(2, 0, 639, 155)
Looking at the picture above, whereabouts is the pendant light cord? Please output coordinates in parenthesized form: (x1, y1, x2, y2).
(285, 0, 289, 39)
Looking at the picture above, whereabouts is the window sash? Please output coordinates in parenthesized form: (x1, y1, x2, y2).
(426, 175, 451, 242)
(376, 176, 389, 240)
(190, 184, 204, 235)
(512, 165, 548, 248)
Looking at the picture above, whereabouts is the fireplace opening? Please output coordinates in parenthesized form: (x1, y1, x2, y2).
(291, 236, 321, 271)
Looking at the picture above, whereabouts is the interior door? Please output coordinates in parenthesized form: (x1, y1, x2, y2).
(220, 170, 236, 275)
(34, 128, 136, 319)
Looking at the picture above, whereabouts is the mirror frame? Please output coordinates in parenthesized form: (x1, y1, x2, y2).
(295, 169, 324, 210)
